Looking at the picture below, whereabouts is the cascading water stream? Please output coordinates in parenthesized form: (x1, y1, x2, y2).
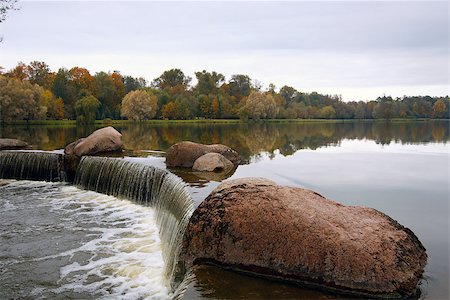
(74, 156, 195, 291)
(0, 151, 66, 182)
(0, 152, 195, 293)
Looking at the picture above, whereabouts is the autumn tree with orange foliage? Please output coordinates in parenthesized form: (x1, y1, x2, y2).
(433, 99, 448, 118)
(69, 67, 93, 92)
(1, 61, 448, 121)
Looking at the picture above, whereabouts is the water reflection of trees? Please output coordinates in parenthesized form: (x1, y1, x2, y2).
(0, 125, 97, 150)
(119, 121, 449, 162)
(1, 121, 448, 159)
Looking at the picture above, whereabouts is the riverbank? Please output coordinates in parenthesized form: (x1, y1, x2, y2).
(1, 118, 445, 127)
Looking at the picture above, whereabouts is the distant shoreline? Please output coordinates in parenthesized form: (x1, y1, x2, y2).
(1, 118, 447, 127)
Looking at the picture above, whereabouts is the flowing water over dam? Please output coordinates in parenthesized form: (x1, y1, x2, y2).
(0, 153, 195, 299)
(0, 180, 170, 299)
(74, 156, 194, 291)
(0, 151, 65, 182)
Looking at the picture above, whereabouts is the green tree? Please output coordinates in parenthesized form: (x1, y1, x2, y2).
(124, 76, 146, 93)
(289, 102, 306, 119)
(373, 96, 394, 119)
(396, 101, 409, 118)
(27, 61, 53, 89)
(217, 92, 236, 118)
(229, 74, 252, 99)
(75, 95, 100, 124)
(197, 94, 212, 118)
(355, 101, 367, 119)
(152, 69, 191, 90)
(121, 90, 158, 121)
(52, 68, 76, 118)
(145, 87, 169, 118)
(279, 85, 299, 107)
(93, 72, 121, 119)
(194, 70, 225, 95)
(412, 98, 433, 118)
(267, 83, 277, 94)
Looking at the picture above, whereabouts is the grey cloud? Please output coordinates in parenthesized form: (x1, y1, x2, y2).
(0, 1, 447, 100)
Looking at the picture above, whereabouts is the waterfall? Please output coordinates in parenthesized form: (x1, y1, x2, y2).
(74, 156, 194, 291)
(0, 151, 66, 182)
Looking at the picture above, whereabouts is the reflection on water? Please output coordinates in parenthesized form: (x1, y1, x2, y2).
(183, 265, 340, 300)
(170, 167, 236, 189)
(1, 121, 448, 157)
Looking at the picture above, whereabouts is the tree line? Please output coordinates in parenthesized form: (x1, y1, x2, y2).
(0, 61, 448, 123)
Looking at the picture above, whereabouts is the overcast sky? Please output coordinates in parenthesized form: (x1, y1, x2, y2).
(0, 0, 448, 101)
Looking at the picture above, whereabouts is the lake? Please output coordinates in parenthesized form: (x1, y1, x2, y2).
(0, 120, 448, 299)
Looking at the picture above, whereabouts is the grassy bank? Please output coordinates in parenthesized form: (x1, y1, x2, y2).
(1, 118, 445, 127)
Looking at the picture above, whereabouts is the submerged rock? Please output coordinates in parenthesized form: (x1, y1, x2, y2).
(166, 141, 240, 168)
(0, 138, 30, 150)
(183, 178, 427, 299)
(193, 153, 234, 172)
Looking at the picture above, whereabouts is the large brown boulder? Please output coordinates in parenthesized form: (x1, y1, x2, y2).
(166, 141, 240, 168)
(63, 127, 123, 181)
(64, 126, 123, 157)
(192, 153, 234, 172)
(0, 138, 30, 150)
(183, 178, 427, 299)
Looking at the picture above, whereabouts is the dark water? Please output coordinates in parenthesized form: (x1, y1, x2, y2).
(0, 120, 449, 299)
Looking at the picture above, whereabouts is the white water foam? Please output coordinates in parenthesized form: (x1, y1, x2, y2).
(1, 180, 171, 299)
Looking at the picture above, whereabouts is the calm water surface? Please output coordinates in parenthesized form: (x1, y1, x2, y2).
(0, 121, 448, 299)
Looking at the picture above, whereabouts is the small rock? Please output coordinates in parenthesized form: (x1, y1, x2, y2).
(166, 141, 240, 168)
(193, 153, 234, 172)
(0, 138, 29, 150)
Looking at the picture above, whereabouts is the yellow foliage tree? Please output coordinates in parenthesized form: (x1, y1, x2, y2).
(240, 91, 278, 120)
(40, 89, 65, 119)
(0, 75, 45, 121)
(121, 90, 158, 121)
